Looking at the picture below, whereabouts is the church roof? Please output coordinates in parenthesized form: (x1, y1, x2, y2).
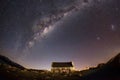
(52, 62, 73, 67)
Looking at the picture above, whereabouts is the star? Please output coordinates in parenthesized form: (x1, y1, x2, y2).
(96, 36, 101, 40)
(111, 24, 116, 31)
(28, 41, 34, 48)
(115, 7, 119, 11)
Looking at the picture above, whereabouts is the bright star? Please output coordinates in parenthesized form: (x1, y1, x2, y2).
(111, 24, 116, 31)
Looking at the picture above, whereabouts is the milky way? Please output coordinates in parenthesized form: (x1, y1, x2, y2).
(27, 0, 88, 49)
(0, 0, 120, 70)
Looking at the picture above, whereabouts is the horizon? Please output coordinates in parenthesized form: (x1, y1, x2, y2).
(0, 52, 119, 70)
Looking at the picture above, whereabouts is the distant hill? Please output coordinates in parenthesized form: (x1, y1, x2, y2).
(81, 53, 120, 80)
(0, 55, 25, 69)
(106, 53, 120, 68)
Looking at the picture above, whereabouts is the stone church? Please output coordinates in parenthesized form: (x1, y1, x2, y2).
(51, 62, 74, 73)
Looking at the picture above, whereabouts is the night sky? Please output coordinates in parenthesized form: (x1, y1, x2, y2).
(0, 0, 120, 70)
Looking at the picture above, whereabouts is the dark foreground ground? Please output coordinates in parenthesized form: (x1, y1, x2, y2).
(0, 53, 120, 80)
